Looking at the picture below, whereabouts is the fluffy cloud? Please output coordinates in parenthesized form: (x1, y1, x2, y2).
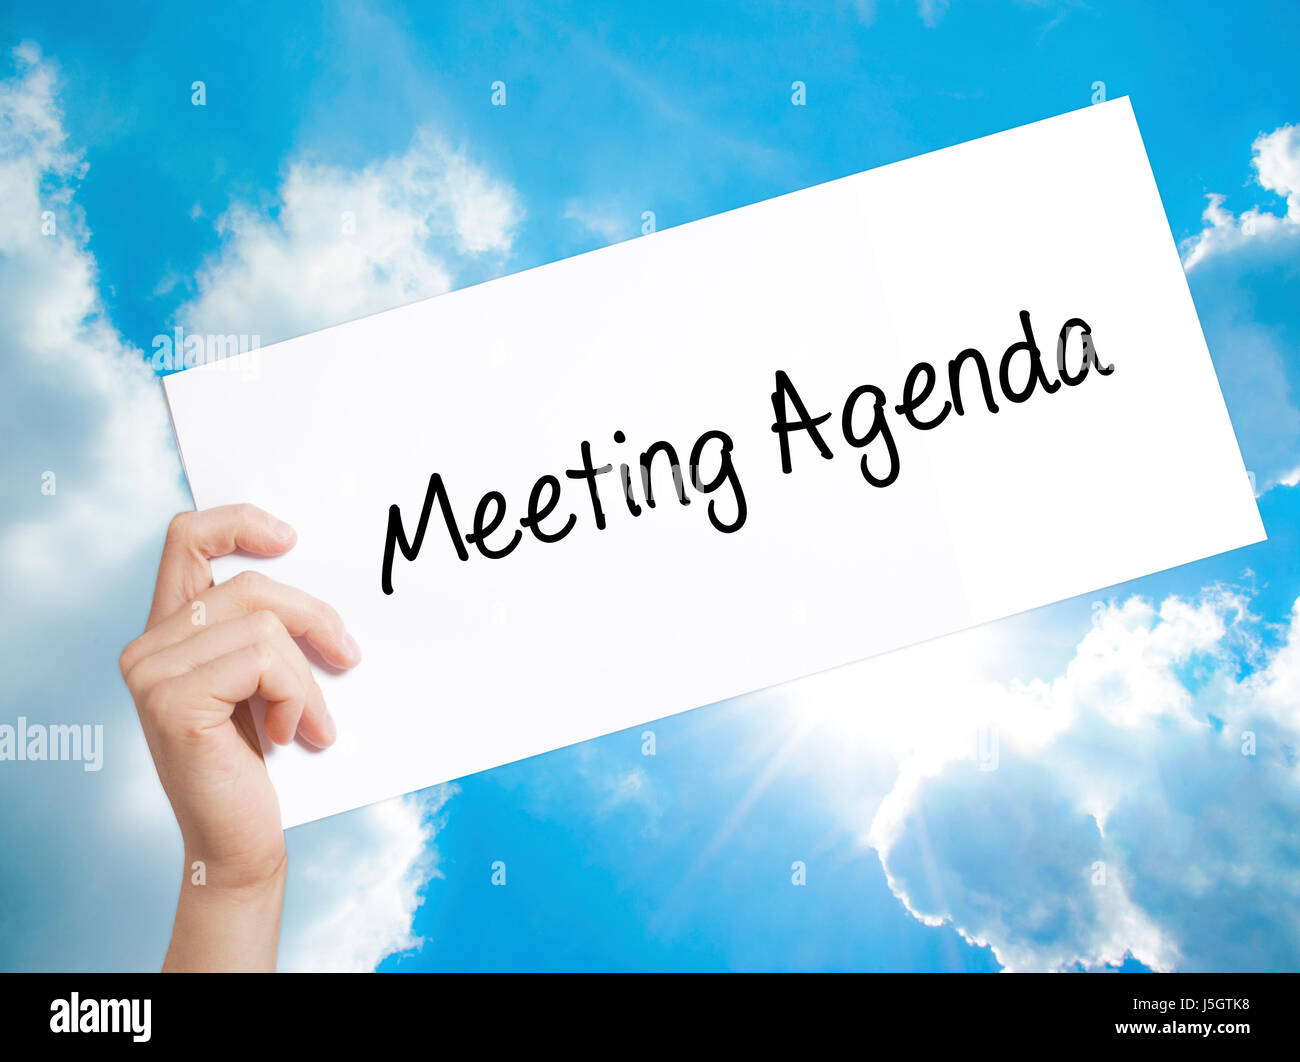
(280, 786, 456, 971)
(162, 94, 529, 973)
(0, 43, 185, 595)
(859, 590, 1300, 971)
(0, 43, 193, 971)
(0, 45, 501, 970)
(1173, 122, 1300, 494)
(1181, 124, 1300, 270)
(177, 131, 522, 344)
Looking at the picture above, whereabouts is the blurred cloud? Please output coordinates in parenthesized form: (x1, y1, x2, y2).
(563, 198, 634, 245)
(0, 42, 184, 595)
(1192, 295, 1300, 494)
(846, 590, 1299, 970)
(4, 15, 1298, 975)
(917, 0, 951, 28)
(1175, 122, 1300, 493)
(177, 131, 522, 344)
(0, 44, 490, 971)
(1181, 124, 1300, 271)
(0, 42, 194, 970)
(281, 786, 456, 971)
(845, 0, 952, 27)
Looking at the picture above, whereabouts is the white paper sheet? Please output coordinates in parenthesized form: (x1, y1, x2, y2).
(163, 98, 1264, 828)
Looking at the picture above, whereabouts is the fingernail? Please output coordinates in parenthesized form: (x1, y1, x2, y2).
(271, 518, 296, 542)
(342, 631, 362, 663)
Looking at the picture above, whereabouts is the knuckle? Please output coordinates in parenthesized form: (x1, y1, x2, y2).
(250, 608, 281, 640)
(125, 661, 157, 700)
(250, 642, 275, 672)
(164, 511, 194, 546)
(229, 569, 267, 600)
(118, 637, 146, 682)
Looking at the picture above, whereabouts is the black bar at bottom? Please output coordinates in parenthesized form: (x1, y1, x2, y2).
(1, 971, 1290, 1048)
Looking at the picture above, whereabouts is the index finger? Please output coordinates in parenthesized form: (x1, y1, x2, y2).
(148, 504, 297, 628)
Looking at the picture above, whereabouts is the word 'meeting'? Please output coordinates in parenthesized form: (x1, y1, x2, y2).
(381, 311, 1110, 594)
(381, 430, 747, 594)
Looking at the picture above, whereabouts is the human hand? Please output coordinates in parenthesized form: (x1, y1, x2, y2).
(119, 504, 361, 969)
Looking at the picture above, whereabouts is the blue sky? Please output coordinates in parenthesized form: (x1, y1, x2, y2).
(1, 0, 1298, 971)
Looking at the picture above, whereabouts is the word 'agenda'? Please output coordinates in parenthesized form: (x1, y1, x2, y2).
(381, 311, 1109, 593)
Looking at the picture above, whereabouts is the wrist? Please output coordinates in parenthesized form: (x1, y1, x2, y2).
(182, 843, 288, 895)
(166, 848, 286, 972)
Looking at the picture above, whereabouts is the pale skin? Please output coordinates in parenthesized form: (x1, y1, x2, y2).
(119, 504, 361, 971)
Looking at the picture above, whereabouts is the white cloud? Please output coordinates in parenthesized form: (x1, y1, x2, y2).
(0, 43, 190, 972)
(0, 45, 508, 971)
(177, 130, 522, 345)
(170, 110, 516, 969)
(800, 588, 1300, 970)
(0, 43, 186, 595)
(280, 785, 456, 971)
(1181, 124, 1300, 270)
(1171, 121, 1300, 494)
(1253, 123, 1300, 218)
